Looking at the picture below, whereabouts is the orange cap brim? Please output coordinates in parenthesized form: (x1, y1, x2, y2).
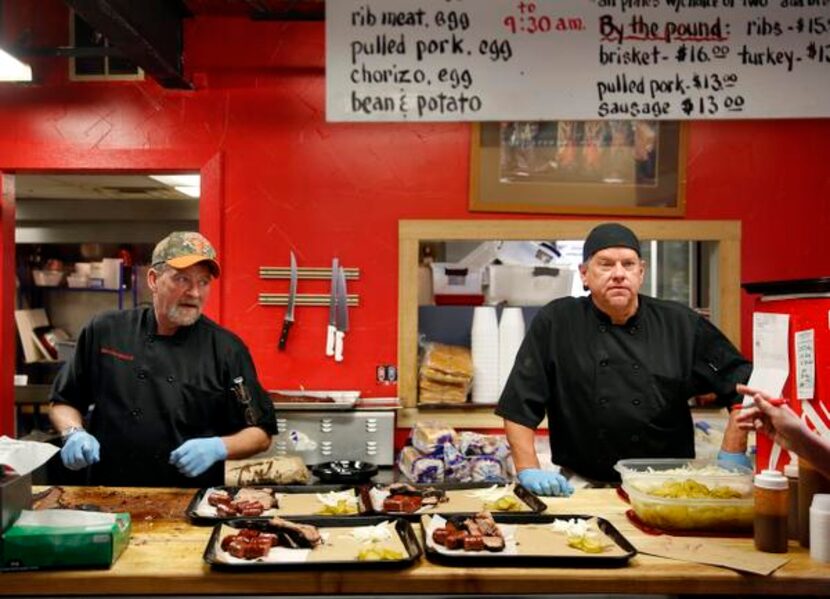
(166, 255, 220, 278)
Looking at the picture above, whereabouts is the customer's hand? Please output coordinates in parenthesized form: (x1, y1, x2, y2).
(716, 449, 752, 469)
(61, 430, 100, 470)
(735, 390, 805, 453)
(517, 468, 573, 497)
(169, 437, 228, 477)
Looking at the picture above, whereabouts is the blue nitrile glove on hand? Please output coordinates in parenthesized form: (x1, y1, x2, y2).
(517, 468, 574, 497)
(61, 429, 100, 471)
(717, 449, 752, 470)
(169, 437, 228, 478)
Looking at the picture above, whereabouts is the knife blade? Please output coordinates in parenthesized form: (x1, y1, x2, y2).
(278, 251, 297, 350)
(325, 257, 339, 357)
(334, 265, 349, 362)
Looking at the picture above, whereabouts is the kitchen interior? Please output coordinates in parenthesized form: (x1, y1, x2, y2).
(0, 0, 829, 595)
(13, 172, 199, 438)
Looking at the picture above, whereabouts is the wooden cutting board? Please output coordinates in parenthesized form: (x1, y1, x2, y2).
(33, 486, 193, 529)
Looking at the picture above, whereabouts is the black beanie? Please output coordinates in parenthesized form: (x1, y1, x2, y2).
(583, 223, 641, 262)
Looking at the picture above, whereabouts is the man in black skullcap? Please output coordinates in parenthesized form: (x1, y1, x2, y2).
(497, 223, 752, 495)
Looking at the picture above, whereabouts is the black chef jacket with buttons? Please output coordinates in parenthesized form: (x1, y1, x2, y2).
(495, 295, 752, 483)
(50, 306, 277, 487)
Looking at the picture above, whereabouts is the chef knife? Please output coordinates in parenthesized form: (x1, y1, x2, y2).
(334, 265, 349, 362)
(325, 257, 339, 357)
(278, 251, 297, 350)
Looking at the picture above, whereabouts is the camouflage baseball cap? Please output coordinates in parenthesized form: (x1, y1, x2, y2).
(151, 231, 220, 277)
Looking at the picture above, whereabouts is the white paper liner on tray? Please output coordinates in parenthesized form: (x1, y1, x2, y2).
(196, 488, 362, 519)
(211, 521, 405, 565)
(422, 515, 629, 559)
(194, 487, 283, 518)
(369, 484, 526, 514)
(423, 515, 519, 556)
(215, 545, 316, 565)
(212, 531, 331, 565)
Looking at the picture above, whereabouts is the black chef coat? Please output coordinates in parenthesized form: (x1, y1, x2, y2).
(496, 295, 752, 483)
(50, 307, 277, 487)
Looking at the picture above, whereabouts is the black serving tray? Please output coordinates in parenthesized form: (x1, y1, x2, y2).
(187, 485, 370, 525)
(365, 482, 547, 520)
(421, 513, 636, 568)
(203, 516, 421, 570)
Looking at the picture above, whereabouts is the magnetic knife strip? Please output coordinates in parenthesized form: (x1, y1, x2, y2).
(258, 266, 360, 307)
(259, 266, 360, 280)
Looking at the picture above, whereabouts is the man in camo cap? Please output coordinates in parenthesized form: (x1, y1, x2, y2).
(151, 231, 220, 278)
(49, 231, 276, 487)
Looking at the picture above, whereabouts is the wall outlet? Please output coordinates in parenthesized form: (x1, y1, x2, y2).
(376, 364, 397, 384)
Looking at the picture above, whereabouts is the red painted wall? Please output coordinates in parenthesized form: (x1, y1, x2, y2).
(1, 4, 829, 434)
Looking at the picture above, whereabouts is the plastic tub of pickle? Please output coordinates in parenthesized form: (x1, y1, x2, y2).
(615, 458, 753, 532)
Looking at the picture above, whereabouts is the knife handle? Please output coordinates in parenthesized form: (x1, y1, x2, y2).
(326, 324, 336, 357)
(278, 319, 293, 351)
(334, 330, 345, 362)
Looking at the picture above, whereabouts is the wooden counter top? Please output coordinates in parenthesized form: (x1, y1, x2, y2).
(2, 486, 828, 596)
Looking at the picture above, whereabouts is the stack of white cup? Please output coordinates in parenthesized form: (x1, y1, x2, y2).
(810, 493, 830, 563)
(471, 306, 500, 404)
(498, 307, 525, 395)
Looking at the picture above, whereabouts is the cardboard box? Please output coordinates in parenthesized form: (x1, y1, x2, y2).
(0, 469, 31, 533)
(1, 510, 131, 571)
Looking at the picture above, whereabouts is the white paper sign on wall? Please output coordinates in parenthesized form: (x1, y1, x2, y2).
(326, 0, 830, 122)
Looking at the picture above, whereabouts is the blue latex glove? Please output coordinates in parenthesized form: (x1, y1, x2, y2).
(61, 430, 100, 471)
(169, 437, 228, 478)
(717, 449, 752, 470)
(517, 468, 574, 497)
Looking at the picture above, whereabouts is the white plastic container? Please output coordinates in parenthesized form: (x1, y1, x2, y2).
(101, 258, 123, 290)
(616, 458, 754, 531)
(66, 274, 89, 288)
(74, 262, 92, 276)
(430, 262, 484, 296)
(810, 493, 830, 563)
(486, 265, 574, 306)
(495, 241, 559, 266)
(32, 269, 64, 287)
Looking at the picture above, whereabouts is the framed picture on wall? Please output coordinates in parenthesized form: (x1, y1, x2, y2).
(470, 121, 687, 217)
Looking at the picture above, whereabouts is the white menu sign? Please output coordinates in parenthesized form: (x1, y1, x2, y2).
(326, 0, 830, 121)
(794, 328, 815, 400)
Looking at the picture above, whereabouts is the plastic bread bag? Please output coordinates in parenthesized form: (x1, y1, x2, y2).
(442, 442, 472, 482)
(410, 421, 459, 456)
(468, 455, 507, 483)
(418, 342, 473, 394)
(418, 375, 469, 404)
(459, 431, 509, 457)
(398, 445, 445, 483)
(419, 342, 473, 387)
